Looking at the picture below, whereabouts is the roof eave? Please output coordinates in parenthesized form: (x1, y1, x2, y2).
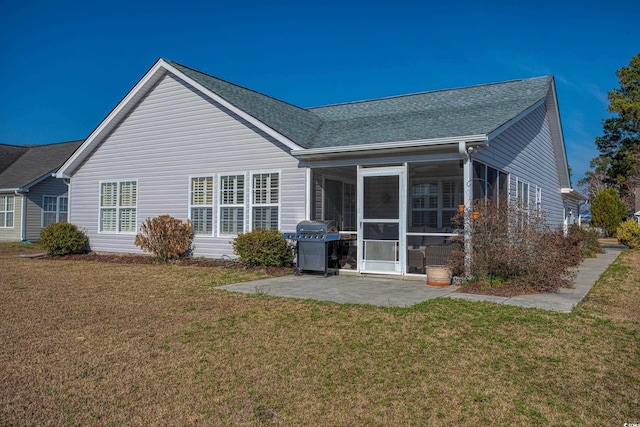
(561, 187, 588, 201)
(291, 134, 488, 159)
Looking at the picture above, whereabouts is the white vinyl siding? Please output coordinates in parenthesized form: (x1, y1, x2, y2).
(219, 174, 245, 236)
(472, 103, 565, 226)
(0, 195, 14, 228)
(251, 172, 279, 230)
(68, 73, 305, 257)
(42, 196, 68, 227)
(100, 180, 137, 233)
(190, 176, 213, 235)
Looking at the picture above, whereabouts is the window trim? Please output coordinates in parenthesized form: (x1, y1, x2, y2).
(249, 170, 281, 231)
(0, 194, 15, 228)
(42, 195, 68, 227)
(188, 175, 215, 236)
(98, 179, 138, 234)
(218, 173, 246, 237)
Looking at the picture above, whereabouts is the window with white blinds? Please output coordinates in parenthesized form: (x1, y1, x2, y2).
(219, 175, 244, 236)
(251, 172, 279, 230)
(100, 180, 137, 233)
(190, 176, 213, 235)
(42, 196, 68, 227)
(0, 195, 14, 228)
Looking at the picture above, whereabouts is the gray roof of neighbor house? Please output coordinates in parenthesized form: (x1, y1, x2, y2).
(0, 140, 84, 191)
(168, 59, 552, 149)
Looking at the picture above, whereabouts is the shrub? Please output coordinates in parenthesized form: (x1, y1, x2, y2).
(448, 199, 580, 293)
(567, 224, 605, 258)
(134, 215, 193, 262)
(40, 222, 89, 256)
(617, 220, 640, 249)
(232, 229, 294, 267)
(590, 188, 626, 237)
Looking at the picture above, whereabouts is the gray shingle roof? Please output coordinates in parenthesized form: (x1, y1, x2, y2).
(167, 61, 323, 147)
(166, 59, 551, 150)
(0, 140, 84, 190)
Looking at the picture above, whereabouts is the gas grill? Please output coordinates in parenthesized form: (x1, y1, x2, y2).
(283, 220, 341, 276)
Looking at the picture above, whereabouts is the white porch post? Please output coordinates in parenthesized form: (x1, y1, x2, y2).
(459, 141, 472, 277)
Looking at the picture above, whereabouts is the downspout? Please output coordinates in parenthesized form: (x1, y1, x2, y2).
(63, 178, 71, 222)
(459, 141, 472, 278)
(15, 189, 26, 242)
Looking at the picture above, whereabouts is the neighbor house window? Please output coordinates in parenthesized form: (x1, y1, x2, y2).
(100, 180, 137, 233)
(42, 196, 68, 227)
(219, 174, 244, 235)
(0, 195, 14, 228)
(190, 176, 213, 235)
(251, 172, 279, 230)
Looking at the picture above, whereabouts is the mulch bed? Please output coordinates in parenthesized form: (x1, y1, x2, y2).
(49, 253, 291, 275)
(456, 282, 555, 297)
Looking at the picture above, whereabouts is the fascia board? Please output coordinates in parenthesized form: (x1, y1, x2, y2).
(291, 134, 488, 157)
(163, 62, 303, 152)
(56, 59, 170, 178)
(547, 80, 572, 187)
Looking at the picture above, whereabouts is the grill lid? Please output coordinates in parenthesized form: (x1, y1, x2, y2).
(296, 220, 338, 234)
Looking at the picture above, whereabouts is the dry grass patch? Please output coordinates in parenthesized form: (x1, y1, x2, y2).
(1, 244, 639, 425)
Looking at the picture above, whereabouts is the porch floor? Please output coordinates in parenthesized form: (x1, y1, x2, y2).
(217, 244, 623, 312)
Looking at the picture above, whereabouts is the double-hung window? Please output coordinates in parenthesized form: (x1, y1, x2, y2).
(516, 179, 530, 210)
(190, 176, 213, 235)
(251, 172, 279, 230)
(100, 180, 137, 233)
(0, 195, 14, 228)
(219, 175, 245, 236)
(43, 196, 68, 227)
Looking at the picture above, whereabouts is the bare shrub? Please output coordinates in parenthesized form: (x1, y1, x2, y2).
(134, 215, 193, 262)
(568, 224, 605, 258)
(449, 199, 580, 293)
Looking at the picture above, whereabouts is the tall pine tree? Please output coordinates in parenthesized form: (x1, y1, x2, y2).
(594, 52, 640, 213)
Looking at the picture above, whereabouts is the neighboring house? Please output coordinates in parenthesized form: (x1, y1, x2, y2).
(0, 141, 83, 242)
(56, 58, 585, 276)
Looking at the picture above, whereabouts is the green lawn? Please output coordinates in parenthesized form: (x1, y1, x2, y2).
(1, 244, 638, 425)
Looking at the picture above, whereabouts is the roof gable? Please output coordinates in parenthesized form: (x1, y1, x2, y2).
(0, 140, 83, 191)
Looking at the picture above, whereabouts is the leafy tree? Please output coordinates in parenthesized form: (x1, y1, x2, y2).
(594, 52, 640, 213)
(590, 188, 627, 236)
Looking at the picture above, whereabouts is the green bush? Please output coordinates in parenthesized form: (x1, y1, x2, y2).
(568, 224, 604, 258)
(617, 220, 640, 249)
(232, 229, 294, 267)
(590, 188, 626, 237)
(40, 222, 89, 256)
(134, 215, 193, 262)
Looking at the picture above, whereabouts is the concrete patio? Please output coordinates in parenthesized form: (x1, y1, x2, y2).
(217, 245, 624, 312)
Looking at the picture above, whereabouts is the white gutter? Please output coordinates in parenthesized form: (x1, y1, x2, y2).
(291, 134, 488, 157)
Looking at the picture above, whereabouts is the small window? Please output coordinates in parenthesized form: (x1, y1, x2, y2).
(42, 196, 68, 227)
(190, 176, 213, 235)
(517, 179, 530, 209)
(251, 172, 279, 230)
(0, 195, 14, 228)
(100, 181, 137, 233)
(219, 175, 244, 236)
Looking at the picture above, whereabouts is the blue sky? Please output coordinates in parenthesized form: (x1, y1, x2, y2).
(1, 0, 638, 185)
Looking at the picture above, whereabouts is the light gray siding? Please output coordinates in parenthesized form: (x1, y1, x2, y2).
(24, 176, 69, 241)
(69, 72, 306, 258)
(0, 193, 22, 242)
(472, 103, 565, 226)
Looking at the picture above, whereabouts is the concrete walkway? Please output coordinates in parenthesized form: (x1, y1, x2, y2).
(217, 245, 624, 312)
